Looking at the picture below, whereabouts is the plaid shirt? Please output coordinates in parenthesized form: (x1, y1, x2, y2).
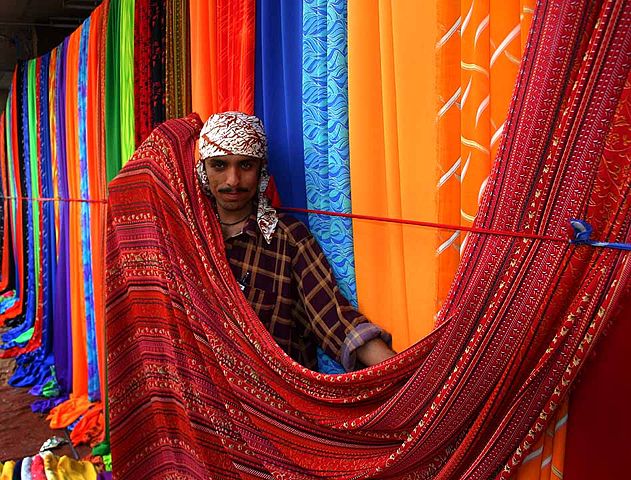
(224, 213, 390, 371)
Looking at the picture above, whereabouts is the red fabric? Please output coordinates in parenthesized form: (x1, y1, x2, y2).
(0, 70, 24, 325)
(134, 0, 152, 148)
(563, 78, 631, 477)
(265, 174, 282, 208)
(30, 453, 46, 480)
(107, 1, 631, 478)
(564, 294, 631, 480)
(189, 0, 255, 119)
(0, 114, 9, 292)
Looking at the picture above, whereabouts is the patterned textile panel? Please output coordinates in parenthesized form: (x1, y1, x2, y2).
(107, 1, 631, 478)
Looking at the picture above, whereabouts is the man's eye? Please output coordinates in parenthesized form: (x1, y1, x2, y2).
(241, 162, 253, 170)
(210, 161, 225, 169)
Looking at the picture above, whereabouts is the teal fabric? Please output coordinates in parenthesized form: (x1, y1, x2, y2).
(302, 0, 357, 305)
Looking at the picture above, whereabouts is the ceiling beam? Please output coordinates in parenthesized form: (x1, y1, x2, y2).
(0, 20, 81, 28)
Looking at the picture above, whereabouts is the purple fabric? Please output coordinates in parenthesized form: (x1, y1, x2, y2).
(31, 395, 68, 414)
(51, 39, 73, 396)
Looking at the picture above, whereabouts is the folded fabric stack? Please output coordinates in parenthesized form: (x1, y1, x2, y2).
(0, 452, 110, 480)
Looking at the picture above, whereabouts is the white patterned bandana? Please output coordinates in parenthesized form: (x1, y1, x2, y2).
(197, 111, 278, 243)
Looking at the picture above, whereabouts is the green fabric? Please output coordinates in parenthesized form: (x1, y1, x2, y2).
(103, 453, 112, 471)
(27, 60, 41, 297)
(14, 327, 34, 344)
(92, 442, 110, 457)
(119, 0, 136, 165)
(42, 378, 60, 398)
(105, 0, 121, 183)
(5, 93, 16, 225)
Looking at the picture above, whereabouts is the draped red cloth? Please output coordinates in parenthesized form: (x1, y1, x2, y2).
(107, 1, 631, 478)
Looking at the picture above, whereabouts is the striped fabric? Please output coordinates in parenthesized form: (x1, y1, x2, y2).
(78, 18, 100, 402)
(0, 4, 112, 446)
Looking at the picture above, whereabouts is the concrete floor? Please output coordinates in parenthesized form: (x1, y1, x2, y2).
(0, 355, 86, 463)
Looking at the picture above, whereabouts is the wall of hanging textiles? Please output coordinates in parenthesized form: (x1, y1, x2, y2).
(1, 0, 626, 478)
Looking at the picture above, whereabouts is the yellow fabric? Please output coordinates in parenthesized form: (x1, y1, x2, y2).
(348, 0, 440, 350)
(58, 456, 98, 480)
(42, 453, 97, 480)
(0, 461, 14, 480)
(43, 452, 60, 480)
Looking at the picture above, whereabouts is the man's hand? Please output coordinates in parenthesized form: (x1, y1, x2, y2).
(356, 338, 397, 367)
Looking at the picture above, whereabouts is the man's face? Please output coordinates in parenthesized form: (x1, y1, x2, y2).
(204, 154, 262, 213)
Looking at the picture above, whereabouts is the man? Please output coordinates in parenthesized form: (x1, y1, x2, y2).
(196, 111, 395, 370)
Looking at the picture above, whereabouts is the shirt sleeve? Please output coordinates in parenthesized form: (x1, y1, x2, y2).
(292, 234, 391, 371)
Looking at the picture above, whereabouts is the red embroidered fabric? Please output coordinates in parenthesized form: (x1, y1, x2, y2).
(106, 1, 631, 478)
(133, 0, 152, 148)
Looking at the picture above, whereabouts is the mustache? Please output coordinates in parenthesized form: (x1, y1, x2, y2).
(218, 187, 250, 193)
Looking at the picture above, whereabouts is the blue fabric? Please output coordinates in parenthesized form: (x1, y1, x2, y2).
(316, 347, 346, 374)
(9, 55, 58, 392)
(10, 351, 55, 387)
(32, 395, 68, 414)
(12, 53, 59, 392)
(1, 62, 34, 347)
(255, 0, 308, 226)
(78, 19, 100, 401)
(570, 219, 631, 251)
(303, 0, 355, 374)
(302, 0, 357, 304)
(52, 39, 73, 396)
(38, 52, 57, 362)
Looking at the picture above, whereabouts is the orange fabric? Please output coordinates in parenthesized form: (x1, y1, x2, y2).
(190, 0, 216, 120)
(515, 399, 567, 480)
(88, 3, 108, 403)
(351, 3, 566, 477)
(437, 0, 535, 305)
(435, 2, 568, 479)
(436, 1, 463, 306)
(49, 48, 61, 256)
(69, 402, 105, 446)
(47, 393, 92, 429)
(459, 0, 490, 226)
(348, 0, 439, 350)
(64, 29, 89, 399)
(189, 0, 255, 119)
